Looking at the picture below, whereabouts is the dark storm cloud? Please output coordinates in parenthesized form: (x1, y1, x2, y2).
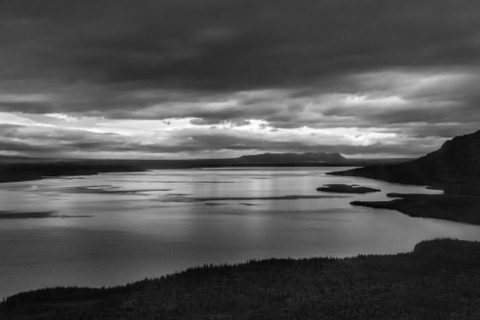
(0, 124, 127, 153)
(322, 103, 480, 126)
(190, 118, 252, 127)
(1, 0, 480, 157)
(2, 0, 480, 92)
(0, 123, 430, 157)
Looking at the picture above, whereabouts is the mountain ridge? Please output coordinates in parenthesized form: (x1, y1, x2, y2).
(237, 151, 346, 163)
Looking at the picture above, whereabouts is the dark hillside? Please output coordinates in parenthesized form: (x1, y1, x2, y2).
(1, 239, 480, 320)
(332, 129, 480, 194)
(332, 129, 480, 224)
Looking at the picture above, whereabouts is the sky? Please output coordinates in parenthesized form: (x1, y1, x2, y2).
(1, 0, 480, 159)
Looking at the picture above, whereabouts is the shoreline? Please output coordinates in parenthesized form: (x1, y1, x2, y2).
(0, 164, 345, 184)
(2, 164, 480, 318)
(329, 167, 480, 226)
(0, 157, 408, 184)
(2, 238, 480, 319)
(4, 162, 479, 227)
(351, 193, 480, 226)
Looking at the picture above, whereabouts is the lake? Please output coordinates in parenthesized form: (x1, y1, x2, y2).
(1, 167, 480, 299)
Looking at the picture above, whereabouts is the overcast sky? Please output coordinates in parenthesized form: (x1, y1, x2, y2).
(1, 0, 479, 159)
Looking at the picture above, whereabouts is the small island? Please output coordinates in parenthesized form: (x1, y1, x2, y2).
(316, 184, 381, 194)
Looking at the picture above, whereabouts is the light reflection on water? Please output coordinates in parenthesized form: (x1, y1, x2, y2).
(0, 167, 479, 299)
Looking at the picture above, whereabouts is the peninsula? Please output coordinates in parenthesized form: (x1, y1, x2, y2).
(332, 129, 480, 225)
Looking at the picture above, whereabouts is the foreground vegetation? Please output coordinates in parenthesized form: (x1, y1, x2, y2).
(1, 239, 480, 320)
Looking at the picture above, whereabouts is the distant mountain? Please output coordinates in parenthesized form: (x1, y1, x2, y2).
(332, 129, 480, 194)
(0, 152, 411, 184)
(236, 152, 347, 164)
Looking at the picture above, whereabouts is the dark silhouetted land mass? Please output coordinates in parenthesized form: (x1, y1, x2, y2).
(352, 193, 480, 225)
(236, 151, 347, 164)
(1, 239, 480, 320)
(162, 194, 345, 203)
(0, 154, 410, 184)
(0, 211, 92, 220)
(331, 129, 480, 194)
(332, 129, 480, 225)
(316, 184, 380, 194)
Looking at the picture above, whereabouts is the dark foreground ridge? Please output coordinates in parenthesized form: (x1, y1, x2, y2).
(1, 239, 479, 320)
(332, 129, 480, 225)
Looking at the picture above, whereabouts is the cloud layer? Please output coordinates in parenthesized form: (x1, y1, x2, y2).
(1, 0, 479, 158)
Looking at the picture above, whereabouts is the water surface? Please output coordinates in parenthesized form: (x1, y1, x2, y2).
(1, 167, 479, 299)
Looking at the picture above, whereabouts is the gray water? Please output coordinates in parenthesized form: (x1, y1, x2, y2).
(1, 167, 480, 299)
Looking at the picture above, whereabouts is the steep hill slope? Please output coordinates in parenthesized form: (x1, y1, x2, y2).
(1, 239, 480, 320)
(332, 130, 480, 194)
